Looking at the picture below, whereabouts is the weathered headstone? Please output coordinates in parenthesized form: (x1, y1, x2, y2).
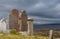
(0, 18, 7, 33)
(49, 30, 54, 39)
(9, 9, 19, 31)
(27, 18, 33, 36)
(20, 10, 27, 31)
(56, 38, 60, 39)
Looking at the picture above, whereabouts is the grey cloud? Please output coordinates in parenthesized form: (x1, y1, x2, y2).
(0, 0, 60, 24)
(26, 0, 60, 18)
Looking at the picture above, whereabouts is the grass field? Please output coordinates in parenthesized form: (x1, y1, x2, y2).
(0, 30, 58, 39)
(0, 33, 49, 39)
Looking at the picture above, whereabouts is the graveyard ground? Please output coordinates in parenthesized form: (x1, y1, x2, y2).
(0, 33, 58, 39)
(0, 29, 59, 39)
(0, 33, 49, 39)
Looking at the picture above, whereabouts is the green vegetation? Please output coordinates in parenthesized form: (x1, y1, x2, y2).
(0, 31, 49, 39)
(10, 29, 19, 35)
(0, 30, 58, 39)
(0, 34, 49, 39)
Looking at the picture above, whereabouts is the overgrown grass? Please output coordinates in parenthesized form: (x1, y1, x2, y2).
(0, 30, 57, 39)
(0, 33, 49, 39)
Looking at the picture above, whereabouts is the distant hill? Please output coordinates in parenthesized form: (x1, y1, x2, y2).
(34, 23, 60, 30)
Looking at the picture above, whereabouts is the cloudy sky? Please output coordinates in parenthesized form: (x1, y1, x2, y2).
(0, 0, 60, 24)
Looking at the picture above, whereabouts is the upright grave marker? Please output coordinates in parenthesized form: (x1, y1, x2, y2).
(49, 30, 54, 39)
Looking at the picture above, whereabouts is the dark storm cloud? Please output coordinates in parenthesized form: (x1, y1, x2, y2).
(0, 0, 60, 24)
(24, 0, 60, 24)
(0, 0, 19, 19)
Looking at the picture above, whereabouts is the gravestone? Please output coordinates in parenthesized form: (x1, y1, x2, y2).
(56, 38, 60, 39)
(49, 30, 54, 39)
(9, 9, 19, 31)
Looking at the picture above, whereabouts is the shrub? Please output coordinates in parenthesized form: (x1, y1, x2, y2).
(10, 29, 19, 35)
